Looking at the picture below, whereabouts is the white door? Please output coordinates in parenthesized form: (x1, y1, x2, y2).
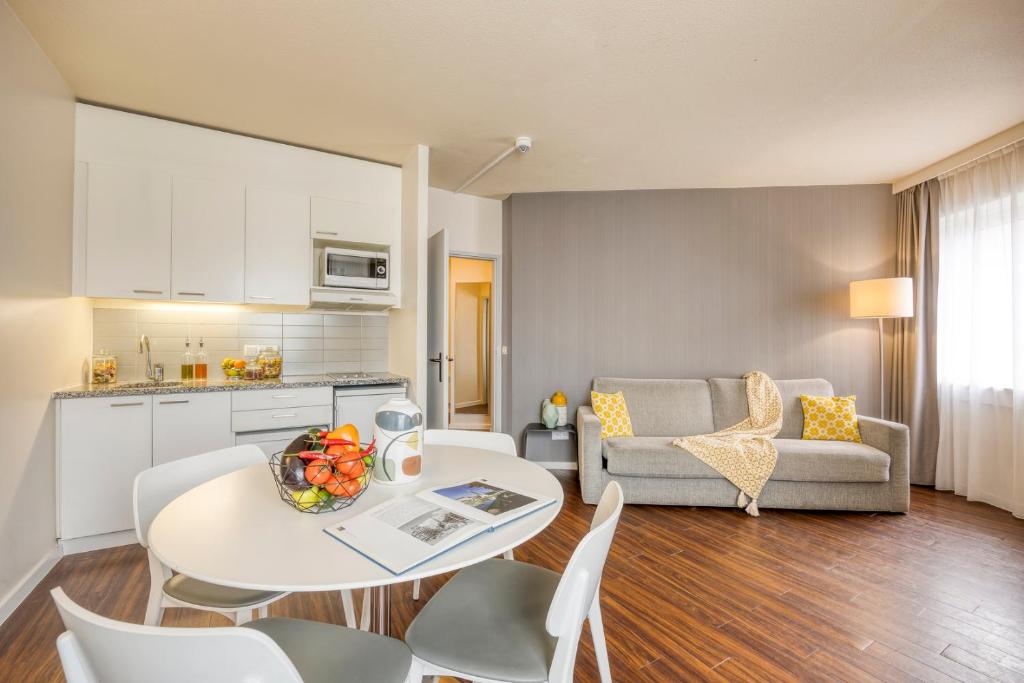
(58, 397, 153, 539)
(245, 187, 310, 305)
(85, 163, 171, 299)
(171, 175, 245, 303)
(426, 230, 449, 429)
(153, 392, 234, 466)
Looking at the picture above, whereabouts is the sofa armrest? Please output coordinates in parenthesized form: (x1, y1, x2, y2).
(858, 415, 910, 512)
(577, 406, 605, 505)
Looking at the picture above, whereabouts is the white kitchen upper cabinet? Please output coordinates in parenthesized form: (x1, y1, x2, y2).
(58, 396, 153, 540)
(310, 196, 398, 246)
(85, 163, 171, 299)
(171, 176, 245, 303)
(245, 187, 310, 305)
(153, 392, 234, 466)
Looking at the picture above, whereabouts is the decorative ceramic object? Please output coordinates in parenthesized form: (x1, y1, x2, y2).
(550, 391, 568, 426)
(541, 399, 559, 429)
(373, 398, 424, 485)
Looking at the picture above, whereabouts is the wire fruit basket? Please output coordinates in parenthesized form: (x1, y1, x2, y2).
(269, 428, 376, 513)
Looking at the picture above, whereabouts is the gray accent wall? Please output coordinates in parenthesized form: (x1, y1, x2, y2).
(501, 185, 896, 441)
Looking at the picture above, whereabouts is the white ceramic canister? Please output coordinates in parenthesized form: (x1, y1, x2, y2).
(372, 398, 424, 485)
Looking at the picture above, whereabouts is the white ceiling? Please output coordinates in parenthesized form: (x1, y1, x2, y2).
(10, 0, 1024, 197)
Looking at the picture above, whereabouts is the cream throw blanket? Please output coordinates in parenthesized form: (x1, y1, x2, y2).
(673, 371, 782, 516)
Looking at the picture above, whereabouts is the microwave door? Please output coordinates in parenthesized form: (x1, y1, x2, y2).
(326, 252, 378, 289)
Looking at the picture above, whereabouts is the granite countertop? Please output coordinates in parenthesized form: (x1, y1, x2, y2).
(53, 373, 409, 399)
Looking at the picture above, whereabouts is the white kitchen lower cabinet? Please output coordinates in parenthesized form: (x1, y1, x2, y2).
(153, 392, 234, 466)
(58, 396, 153, 540)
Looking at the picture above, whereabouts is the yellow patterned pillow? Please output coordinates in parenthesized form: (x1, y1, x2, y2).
(590, 391, 634, 439)
(800, 395, 861, 442)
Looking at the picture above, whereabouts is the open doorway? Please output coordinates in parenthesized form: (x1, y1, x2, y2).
(448, 255, 494, 431)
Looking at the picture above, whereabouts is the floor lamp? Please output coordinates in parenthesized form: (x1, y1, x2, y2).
(849, 277, 913, 418)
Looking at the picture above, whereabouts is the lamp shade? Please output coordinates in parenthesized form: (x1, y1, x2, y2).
(849, 277, 913, 318)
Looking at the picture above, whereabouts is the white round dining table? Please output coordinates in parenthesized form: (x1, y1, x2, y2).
(148, 444, 564, 631)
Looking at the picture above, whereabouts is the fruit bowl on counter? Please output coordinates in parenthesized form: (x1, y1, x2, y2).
(270, 425, 375, 513)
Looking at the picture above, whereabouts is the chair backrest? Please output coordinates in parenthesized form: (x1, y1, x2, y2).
(545, 481, 624, 683)
(423, 429, 517, 456)
(133, 444, 267, 547)
(51, 587, 301, 683)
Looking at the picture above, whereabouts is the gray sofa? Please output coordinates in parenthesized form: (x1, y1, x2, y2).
(577, 377, 909, 512)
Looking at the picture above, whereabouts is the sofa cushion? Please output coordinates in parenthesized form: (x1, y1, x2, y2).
(604, 437, 889, 483)
(592, 378, 713, 437)
(709, 378, 835, 439)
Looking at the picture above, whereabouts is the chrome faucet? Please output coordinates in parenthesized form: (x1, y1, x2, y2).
(139, 334, 154, 380)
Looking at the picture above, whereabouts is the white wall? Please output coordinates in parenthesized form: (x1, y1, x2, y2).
(0, 3, 92, 620)
(389, 145, 429, 407)
(428, 188, 502, 256)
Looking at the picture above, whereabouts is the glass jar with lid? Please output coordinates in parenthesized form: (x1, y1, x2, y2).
(243, 351, 265, 380)
(91, 350, 118, 384)
(258, 346, 282, 379)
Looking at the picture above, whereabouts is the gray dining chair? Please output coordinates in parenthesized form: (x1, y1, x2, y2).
(51, 587, 415, 683)
(404, 481, 624, 683)
(133, 445, 292, 626)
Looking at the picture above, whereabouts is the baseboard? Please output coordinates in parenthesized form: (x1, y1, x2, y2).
(534, 461, 578, 470)
(0, 545, 63, 627)
(61, 529, 137, 555)
(454, 399, 485, 409)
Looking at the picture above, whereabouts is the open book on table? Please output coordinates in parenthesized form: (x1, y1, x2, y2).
(323, 478, 555, 575)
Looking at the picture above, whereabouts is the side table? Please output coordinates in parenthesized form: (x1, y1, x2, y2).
(522, 422, 577, 470)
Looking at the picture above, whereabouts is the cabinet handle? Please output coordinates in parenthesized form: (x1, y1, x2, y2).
(159, 399, 189, 405)
(272, 395, 298, 399)
(349, 297, 364, 302)
(133, 289, 163, 295)
(177, 291, 206, 296)
(272, 414, 298, 418)
(110, 401, 144, 408)
(249, 295, 273, 300)
(315, 230, 339, 236)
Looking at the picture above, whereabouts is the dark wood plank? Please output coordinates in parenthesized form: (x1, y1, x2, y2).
(1, 478, 1022, 682)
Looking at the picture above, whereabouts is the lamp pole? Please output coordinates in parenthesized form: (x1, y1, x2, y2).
(877, 317, 884, 420)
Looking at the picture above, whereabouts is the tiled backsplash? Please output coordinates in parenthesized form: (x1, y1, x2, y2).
(93, 308, 389, 381)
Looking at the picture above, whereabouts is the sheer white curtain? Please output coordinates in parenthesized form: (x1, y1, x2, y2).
(935, 140, 1024, 518)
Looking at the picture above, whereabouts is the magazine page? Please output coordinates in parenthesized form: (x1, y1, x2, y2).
(324, 496, 486, 574)
(417, 478, 555, 526)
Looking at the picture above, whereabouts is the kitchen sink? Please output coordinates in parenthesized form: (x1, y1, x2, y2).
(115, 381, 184, 389)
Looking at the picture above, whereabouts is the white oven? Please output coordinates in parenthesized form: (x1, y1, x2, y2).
(321, 247, 389, 290)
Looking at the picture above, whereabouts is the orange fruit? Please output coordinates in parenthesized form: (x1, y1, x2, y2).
(304, 459, 332, 485)
(233, 359, 246, 369)
(336, 459, 366, 477)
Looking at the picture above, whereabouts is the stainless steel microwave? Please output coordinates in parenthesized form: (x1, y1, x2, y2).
(321, 248, 389, 290)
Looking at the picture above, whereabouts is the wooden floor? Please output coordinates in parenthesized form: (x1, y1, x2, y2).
(2, 473, 1024, 682)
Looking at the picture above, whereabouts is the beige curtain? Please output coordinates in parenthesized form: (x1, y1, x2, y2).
(889, 180, 939, 485)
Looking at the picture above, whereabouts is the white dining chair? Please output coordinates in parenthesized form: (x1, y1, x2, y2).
(133, 445, 296, 626)
(413, 429, 518, 601)
(51, 587, 417, 683)
(404, 481, 624, 683)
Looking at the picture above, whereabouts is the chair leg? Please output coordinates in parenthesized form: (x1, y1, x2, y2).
(234, 609, 253, 625)
(503, 549, 514, 560)
(144, 590, 165, 626)
(341, 589, 357, 628)
(412, 579, 421, 600)
(258, 605, 269, 619)
(589, 597, 612, 683)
